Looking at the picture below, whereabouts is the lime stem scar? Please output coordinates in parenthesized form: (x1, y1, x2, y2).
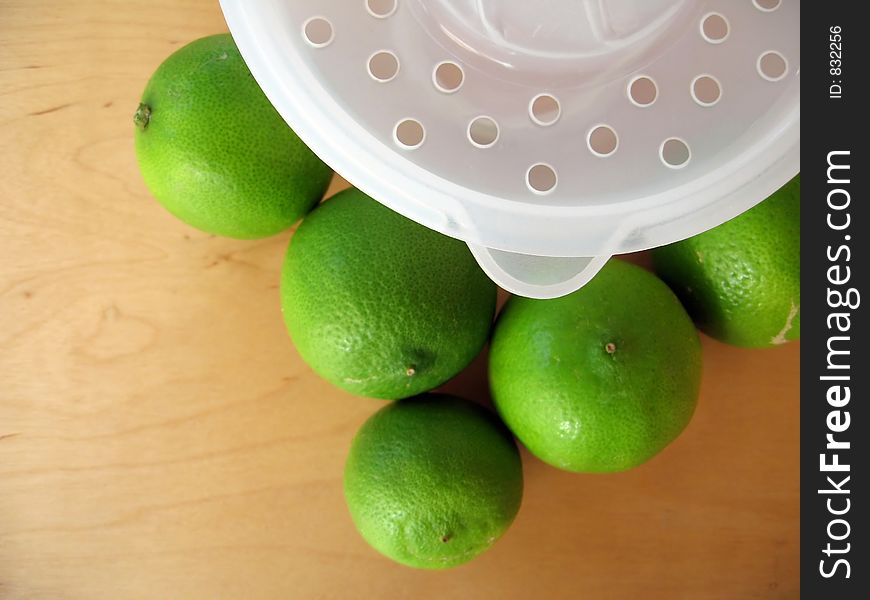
(134, 103, 152, 130)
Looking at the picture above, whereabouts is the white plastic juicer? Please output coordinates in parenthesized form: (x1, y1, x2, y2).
(220, 0, 800, 298)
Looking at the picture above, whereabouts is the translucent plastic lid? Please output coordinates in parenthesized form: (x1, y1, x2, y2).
(221, 0, 799, 297)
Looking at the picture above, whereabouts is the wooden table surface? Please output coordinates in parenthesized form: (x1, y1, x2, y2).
(0, 2, 799, 598)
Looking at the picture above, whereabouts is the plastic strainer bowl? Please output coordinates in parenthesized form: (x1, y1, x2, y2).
(220, 0, 799, 298)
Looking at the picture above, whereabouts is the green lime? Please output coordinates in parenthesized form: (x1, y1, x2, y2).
(134, 34, 332, 239)
(281, 188, 496, 400)
(344, 394, 523, 569)
(652, 175, 800, 347)
(489, 259, 702, 473)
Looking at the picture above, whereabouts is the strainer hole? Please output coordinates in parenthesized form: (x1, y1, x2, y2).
(587, 125, 618, 157)
(526, 164, 557, 194)
(661, 138, 691, 169)
(753, 0, 781, 12)
(433, 62, 464, 93)
(529, 94, 561, 126)
(366, 0, 398, 18)
(758, 51, 788, 81)
(394, 119, 425, 149)
(468, 117, 499, 148)
(628, 76, 658, 107)
(302, 17, 334, 48)
(368, 51, 399, 82)
(691, 75, 721, 106)
(700, 13, 729, 44)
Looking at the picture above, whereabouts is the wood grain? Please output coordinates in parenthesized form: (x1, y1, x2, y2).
(1, 2, 799, 598)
